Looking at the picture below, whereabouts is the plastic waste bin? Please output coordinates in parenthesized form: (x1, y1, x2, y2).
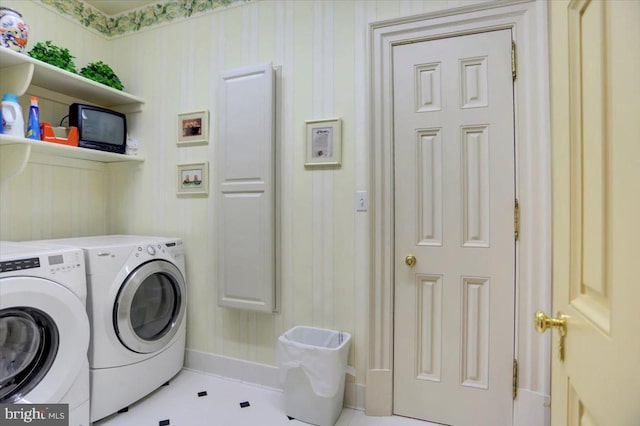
(277, 326, 352, 426)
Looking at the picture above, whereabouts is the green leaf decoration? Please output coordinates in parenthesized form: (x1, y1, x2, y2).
(79, 61, 124, 91)
(27, 41, 78, 74)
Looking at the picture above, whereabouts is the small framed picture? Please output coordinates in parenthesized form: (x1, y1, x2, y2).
(177, 162, 209, 195)
(177, 110, 209, 145)
(305, 118, 342, 168)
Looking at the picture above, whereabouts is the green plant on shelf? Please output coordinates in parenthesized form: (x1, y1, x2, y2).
(27, 41, 78, 74)
(80, 61, 124, 91)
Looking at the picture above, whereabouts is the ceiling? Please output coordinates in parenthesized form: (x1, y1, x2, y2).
(83, 0, 159, 16)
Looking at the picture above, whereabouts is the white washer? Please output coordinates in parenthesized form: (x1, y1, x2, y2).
(0, 241, 90, 426)
(35, 235, 187, 422)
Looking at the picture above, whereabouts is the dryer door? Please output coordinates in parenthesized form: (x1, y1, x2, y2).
(0, 277, 89, 403)
(115, 260, 186, 354)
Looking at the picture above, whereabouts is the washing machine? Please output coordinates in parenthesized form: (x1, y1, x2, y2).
(35, 235, 187, 422)
(0, 241, 90, 426)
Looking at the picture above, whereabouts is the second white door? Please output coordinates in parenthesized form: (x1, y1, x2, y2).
(393, 29, 516, 426)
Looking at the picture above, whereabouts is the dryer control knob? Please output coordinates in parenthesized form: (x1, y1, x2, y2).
(146, 245, 156, 256)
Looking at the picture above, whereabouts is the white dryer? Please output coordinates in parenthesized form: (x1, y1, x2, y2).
(35, 235, 187, 422)
(0, 241, 90, 426)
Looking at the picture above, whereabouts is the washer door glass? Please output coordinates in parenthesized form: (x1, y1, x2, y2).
(115, 260, 186, 354)
(0, 309, 59, 402)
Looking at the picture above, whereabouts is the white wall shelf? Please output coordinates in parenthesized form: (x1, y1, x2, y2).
(0, 48, 144, 112)
(0, 48, 145, 185)
(0, 135, 144, 184)
(0, 135, 144, 163)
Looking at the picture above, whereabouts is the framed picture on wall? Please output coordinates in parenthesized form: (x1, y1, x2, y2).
(304, 118, 342, 168)
(177, 162, 209, 195)
(177, 110, 209, 145)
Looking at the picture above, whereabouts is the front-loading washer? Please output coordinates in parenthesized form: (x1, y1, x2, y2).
(35, 235, 187, 421)
(0, 241, 90, 426)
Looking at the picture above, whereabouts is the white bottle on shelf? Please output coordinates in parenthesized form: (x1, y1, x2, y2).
(1, 93, 24, 137)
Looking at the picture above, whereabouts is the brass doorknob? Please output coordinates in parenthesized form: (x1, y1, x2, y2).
(534, 311, 567, 336)
(405, 255, 417, 267)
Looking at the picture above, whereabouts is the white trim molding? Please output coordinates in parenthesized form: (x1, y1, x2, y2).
(367, 1, 551, 424)
(184, 349, 365, 410)
(185, 349, 281, 390)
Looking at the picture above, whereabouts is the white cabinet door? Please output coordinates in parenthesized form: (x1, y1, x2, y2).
(217, 63, 275, 313)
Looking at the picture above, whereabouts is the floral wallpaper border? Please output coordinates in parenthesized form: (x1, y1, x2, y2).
(38, 0, 250, 37)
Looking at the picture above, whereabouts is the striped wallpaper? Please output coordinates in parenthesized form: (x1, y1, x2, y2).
(0, 0, 494, 388)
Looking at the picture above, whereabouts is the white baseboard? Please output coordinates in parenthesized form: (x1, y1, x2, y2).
(184, 349, 366, 410)
(184, 349, 281, 390)
(185, 350, 548, 422)
(343, 381, 366, 411)
(364, 369, 393, 416)
(514, 388, 551, 426)
(184, 349, 551, 426)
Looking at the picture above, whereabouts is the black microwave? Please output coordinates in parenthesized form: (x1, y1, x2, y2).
(69, 103, 127, 154)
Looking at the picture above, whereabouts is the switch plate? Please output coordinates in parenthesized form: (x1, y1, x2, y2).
(356, 190, 369, 212)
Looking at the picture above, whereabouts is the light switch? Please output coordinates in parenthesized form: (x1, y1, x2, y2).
(356, 190, 369, 212)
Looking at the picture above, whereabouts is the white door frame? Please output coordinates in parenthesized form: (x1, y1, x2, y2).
(366, 1, 551, 424)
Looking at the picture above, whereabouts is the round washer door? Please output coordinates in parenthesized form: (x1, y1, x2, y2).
(114, 260, 186, 354)
(0, 277, 89, 403)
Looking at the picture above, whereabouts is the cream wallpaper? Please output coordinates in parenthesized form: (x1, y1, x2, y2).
(0, 0, 110, 240)
(0, 0, 494, 388)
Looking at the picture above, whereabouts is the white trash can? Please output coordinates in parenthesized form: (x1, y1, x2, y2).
(277, 326, 352, 426)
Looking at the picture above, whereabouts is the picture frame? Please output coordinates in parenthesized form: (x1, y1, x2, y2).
(177, 110, 209, 145)
(177, 162, 209, 195)
(305, 118, 342, 167)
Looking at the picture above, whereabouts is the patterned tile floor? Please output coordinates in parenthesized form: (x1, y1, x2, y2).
(94, 369, 437, 426)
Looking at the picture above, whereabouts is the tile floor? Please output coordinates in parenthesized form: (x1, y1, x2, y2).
(94, 369, 437, 426)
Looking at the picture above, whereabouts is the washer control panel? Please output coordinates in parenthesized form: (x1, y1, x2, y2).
(135, 243, 166, 258)
(0, 257, 40, 273)
(1, 253, 82, 274)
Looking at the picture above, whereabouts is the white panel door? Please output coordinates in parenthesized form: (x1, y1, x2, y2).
(548, 1, 640, 424)
(217, 63, 275, 312)
(393, 30, 515, 425)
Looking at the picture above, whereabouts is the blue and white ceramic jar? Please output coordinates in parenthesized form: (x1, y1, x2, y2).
(0, 7, 29, 52)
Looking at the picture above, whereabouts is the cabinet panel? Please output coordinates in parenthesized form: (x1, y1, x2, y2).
(217, 63, 275, 312)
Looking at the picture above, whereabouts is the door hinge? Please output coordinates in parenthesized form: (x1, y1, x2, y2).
(511, 41, 517, 81)
(514, 198, 520, 241)
(513, 359, 519, 400)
